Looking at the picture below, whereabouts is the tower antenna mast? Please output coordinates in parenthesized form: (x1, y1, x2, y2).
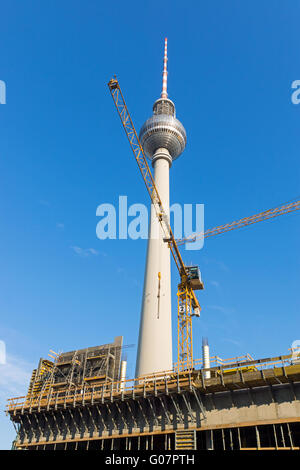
(161, 37, 168, 99)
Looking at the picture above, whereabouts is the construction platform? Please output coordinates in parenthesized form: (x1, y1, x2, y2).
(7, 348, 300, 450)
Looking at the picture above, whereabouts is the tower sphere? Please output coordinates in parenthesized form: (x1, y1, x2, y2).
(139, 97, 187, 161)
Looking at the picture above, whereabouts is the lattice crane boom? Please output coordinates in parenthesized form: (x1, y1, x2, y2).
(108, 78, 200, 304)
(108, 77, 200, 371)
(176, 200, 300, 246)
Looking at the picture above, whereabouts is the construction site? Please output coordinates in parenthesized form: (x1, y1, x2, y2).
(6, 38, 300, 451)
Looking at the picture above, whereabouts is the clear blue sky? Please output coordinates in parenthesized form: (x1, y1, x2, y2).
(0, 0, 299, 449)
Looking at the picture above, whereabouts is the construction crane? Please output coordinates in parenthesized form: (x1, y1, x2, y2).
(108, 77, 299, 372)
(176, 199, 300, 246)
(108, 77, 201, 371)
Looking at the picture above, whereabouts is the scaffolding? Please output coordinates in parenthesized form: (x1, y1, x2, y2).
(7, 347, 300, 451)
(25, 336, 123, 404)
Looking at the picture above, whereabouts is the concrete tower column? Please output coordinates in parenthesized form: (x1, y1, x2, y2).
(135, 149, 173, 377)
(135, 39, 186, 377)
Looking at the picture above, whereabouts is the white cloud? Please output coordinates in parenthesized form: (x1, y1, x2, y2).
(210, 280, 220, 288)
(70, 246, 99, 257)
(0, 354, 33, 409)
(56, 222, 65, 229)
(87, 248, 98, 255)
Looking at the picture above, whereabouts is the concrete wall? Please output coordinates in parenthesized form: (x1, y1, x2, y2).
(200, 383, 300, 429)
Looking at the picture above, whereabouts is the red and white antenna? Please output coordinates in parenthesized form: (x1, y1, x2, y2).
(161, 38, 168, 99)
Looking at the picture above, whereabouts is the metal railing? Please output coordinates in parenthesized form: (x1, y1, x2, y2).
(6, 368, 193, 413)
(6, 348, 300, 414)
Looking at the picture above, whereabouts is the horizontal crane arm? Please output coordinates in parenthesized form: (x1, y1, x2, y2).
(176, 199, 300, 246)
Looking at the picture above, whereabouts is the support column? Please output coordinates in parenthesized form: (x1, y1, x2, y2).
(206, 430, 214, 450)
(135, 148, 172, 377)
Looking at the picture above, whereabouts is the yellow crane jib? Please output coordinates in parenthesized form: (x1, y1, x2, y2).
(176, 199, 300, 245)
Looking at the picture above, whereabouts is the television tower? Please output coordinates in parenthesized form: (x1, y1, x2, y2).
(135, 39, 187, 377)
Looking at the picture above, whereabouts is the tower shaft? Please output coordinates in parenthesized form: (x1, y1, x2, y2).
(135, 38, 187, 377)
(135, 149, 172, 377)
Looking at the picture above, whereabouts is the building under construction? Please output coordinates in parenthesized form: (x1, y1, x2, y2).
(6, 39, 300, 451)
(7, 343, 300, 450)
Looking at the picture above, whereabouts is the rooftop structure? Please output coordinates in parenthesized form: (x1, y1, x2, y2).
(7, 348, 300, 450)
(26, 336, 123, 399)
